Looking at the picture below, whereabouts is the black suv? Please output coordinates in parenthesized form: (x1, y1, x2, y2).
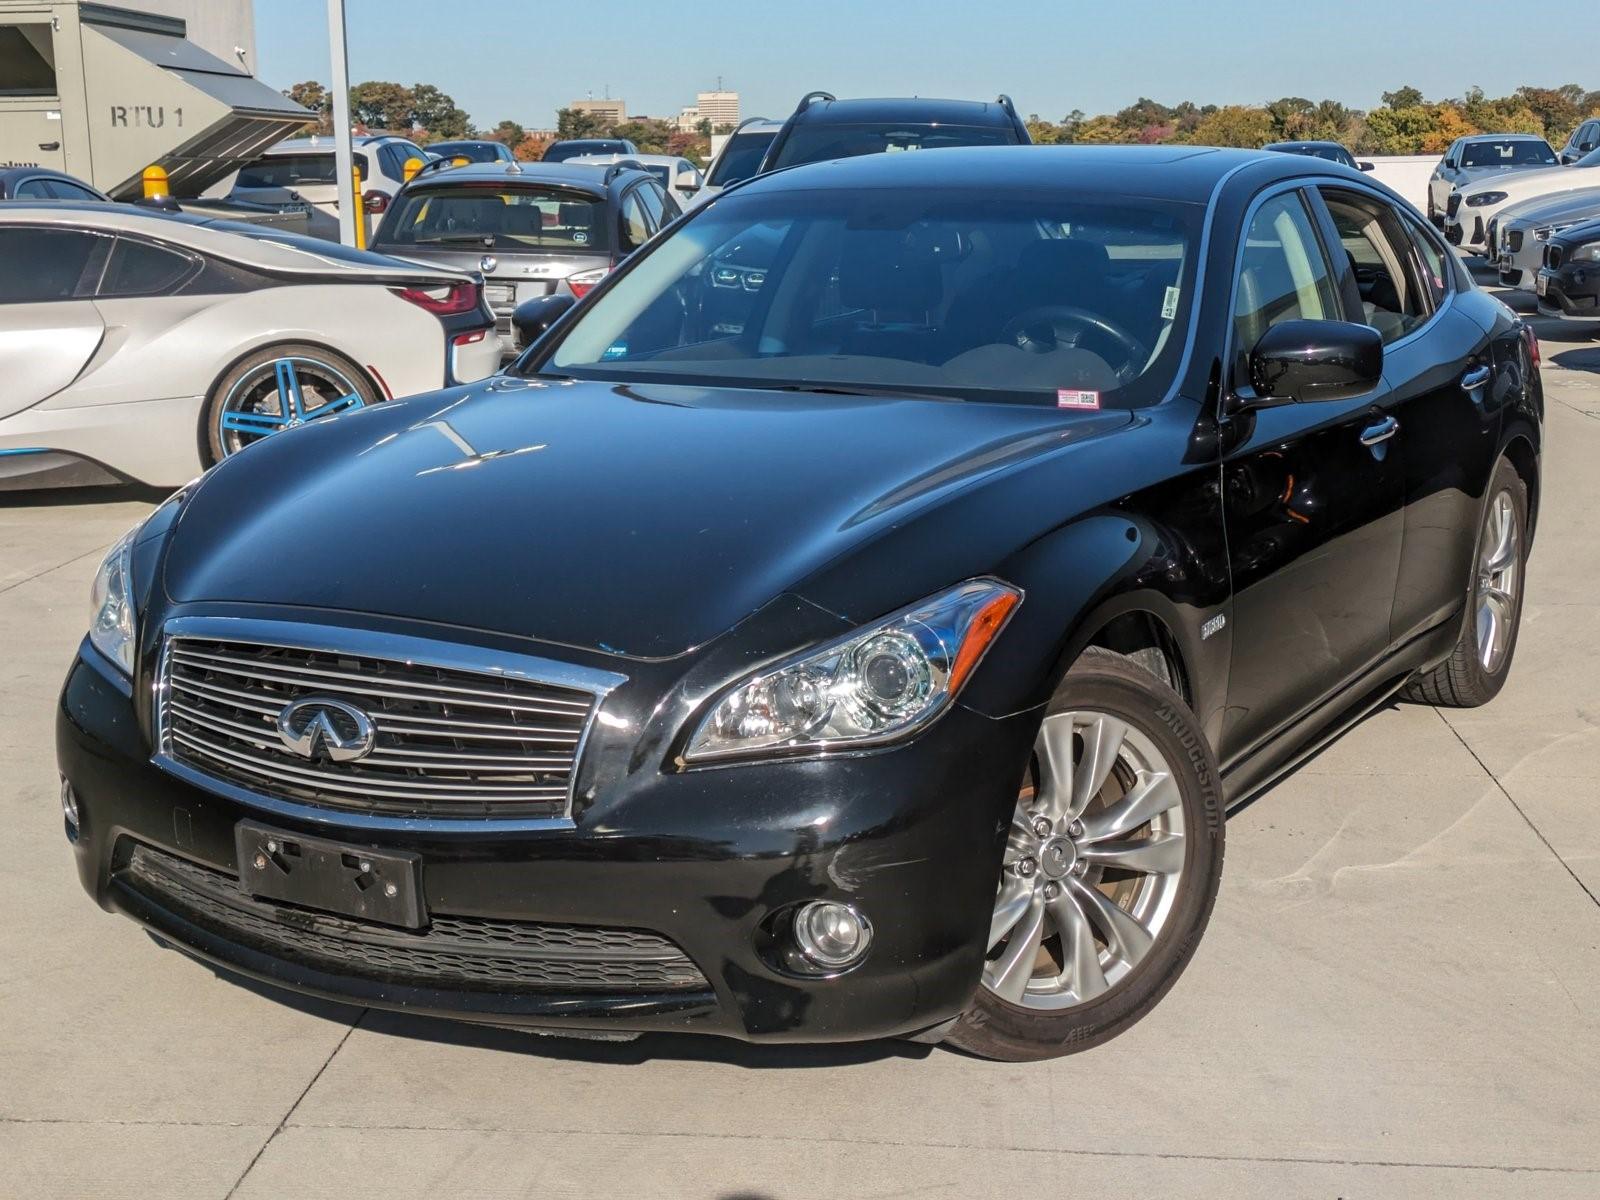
(370, 159, 679, 356)
(758, 92, 1031, 174)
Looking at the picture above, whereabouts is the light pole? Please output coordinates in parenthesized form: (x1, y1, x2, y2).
(326, 0, 357, 246)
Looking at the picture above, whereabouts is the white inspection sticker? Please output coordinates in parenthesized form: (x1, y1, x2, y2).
(1162, 286, 1181, 320)
(1057, 389, 1101, 410)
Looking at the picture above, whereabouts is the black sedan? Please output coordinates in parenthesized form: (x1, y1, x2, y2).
(58, 146, 1542, 1061)
(0, 166, 109, 202)
(1535, 216, 1600, 323)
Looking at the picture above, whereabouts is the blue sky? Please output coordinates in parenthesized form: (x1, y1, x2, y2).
(257, 0, 1593, 130)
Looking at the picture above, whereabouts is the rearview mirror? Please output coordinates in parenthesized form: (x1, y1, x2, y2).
(1243, 319, 1383, 407)
(1357, 160, 1375, 172)
(512, 294, 575, 348)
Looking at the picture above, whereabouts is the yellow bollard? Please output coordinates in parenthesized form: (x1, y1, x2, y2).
(141, 164, 169, 200)
(403, 156, 425, 182)
(352, 162, 367, 250)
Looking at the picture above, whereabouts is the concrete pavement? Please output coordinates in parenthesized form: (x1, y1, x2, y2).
(3, 303, 1597, 1199)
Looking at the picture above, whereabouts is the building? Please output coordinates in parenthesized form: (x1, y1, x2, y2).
(675, 105, 701, 133)
(696, 89, 739, 131)
(570, 97, 626, 125)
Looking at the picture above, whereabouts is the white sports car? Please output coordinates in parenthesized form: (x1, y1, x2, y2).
(0, 204, 500, 490)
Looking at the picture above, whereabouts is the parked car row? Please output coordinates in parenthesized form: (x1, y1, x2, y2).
(1428, 132, 1600, 255)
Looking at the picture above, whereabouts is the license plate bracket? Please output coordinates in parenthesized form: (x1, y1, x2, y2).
(235, 822, 425, 929)
(1537, 273, 1549, 297)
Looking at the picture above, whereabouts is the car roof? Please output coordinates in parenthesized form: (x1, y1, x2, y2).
(0, 201, 468, 279)
(1458, 133, 1548, 143)
(398, 160, 615, 196)
(567, 152, 691, 167)
(737, 144, 1313, 202)
(430, 139, 502, 150)
(787, 96, 1018, 127)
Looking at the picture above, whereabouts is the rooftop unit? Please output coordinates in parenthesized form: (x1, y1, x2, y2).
(0, 0, 307, 199)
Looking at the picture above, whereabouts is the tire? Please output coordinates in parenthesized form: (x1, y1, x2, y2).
(943, 647, 1224, 1061)
(203, 343, 381, 465)
(1404, 456, 1528, 708)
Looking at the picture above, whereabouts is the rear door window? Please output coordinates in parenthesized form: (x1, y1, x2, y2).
(99, 237, 196, 297)
(620, 190, 651, 250)
(13, 179, 51, 198)
(45, 179, 102, 201)
(1318, 188, 1432, 343)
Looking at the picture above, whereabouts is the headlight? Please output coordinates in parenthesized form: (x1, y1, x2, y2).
(1572, 241, 1600, 263)
(1466, 191, 1507, 207)
(87, 527, 139, 676)
(684, 579, 1021, 762)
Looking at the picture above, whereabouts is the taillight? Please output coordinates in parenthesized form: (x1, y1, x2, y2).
(391, 281, 481, 316)
(453, 329, 488, 347)
(363, 191, 389, 214)
(1523, 323, 1540, 368)
(568, 267, 609, 299)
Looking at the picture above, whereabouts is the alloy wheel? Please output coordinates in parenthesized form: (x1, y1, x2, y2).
(984, 711, 1187, 1010)
(217, 357, 366, 456)
(1475, 489, 1521, 673)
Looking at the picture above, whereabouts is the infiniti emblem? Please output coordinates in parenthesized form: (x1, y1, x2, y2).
(479, 254, 498, 273)
(275, 696, 376, 763)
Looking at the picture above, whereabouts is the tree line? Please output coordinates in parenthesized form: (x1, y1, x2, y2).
(283, 81, 714, 163)
(1025, 84, 1600, 154)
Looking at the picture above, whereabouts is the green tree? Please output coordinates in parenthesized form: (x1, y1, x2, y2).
(283, 80, 331, 136)
(1382, 86, 1424, 110)
(1188, 104, 1275, 148)
(349, 81, 413, 132)
(488, 120, 525, 146)
(410, 83, 469, 141)
(556, 107, 608, 140)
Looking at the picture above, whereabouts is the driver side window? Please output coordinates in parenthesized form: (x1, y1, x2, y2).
(1232, 192, 1338, 378)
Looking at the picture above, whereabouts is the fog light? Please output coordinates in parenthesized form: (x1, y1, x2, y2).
(793, 901, 872, 970)
(61, 778, 80, 841)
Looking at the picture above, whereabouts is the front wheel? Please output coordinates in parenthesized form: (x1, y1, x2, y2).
(943, 648, 1224, 1061)
(203, 344, 380, 465)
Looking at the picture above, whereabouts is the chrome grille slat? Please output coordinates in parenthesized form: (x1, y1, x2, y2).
(161, 635, 597, 818)
(170, 647, 591, 715)
(171, 731, 569, 800)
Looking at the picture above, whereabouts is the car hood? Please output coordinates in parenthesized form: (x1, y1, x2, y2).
(163, 377, 1132, 659)
(1466, 164, 1589, 199)
(1499, 187, 1600, 227)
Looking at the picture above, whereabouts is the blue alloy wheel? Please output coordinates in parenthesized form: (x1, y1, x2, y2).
(216, 357, 366, 457)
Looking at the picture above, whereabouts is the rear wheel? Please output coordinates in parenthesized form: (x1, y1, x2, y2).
(1404, 457, 1528, 707)
(203, 344, 379, 465)
(944, 648, 1224, 1061)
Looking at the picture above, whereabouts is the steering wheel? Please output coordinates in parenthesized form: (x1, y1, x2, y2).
(999, 305, 1150, 384)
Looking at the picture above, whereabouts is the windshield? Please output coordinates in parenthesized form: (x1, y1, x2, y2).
(1461, 140, 1555, 168)
(537, 187, 1200, 409)
(544, 140, 629, 162)
(770, 123, 1017, 171)
(236, 153, 369, 188)
(377, 185, 611, 252)
(1280, 145, 1354, 167)
(707, 131, 776, 186)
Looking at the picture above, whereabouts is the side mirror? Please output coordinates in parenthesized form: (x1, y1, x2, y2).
(512, 294, 575, 348)
(1357, 160, 1375, 172)
(1241, 320, 1383, 408)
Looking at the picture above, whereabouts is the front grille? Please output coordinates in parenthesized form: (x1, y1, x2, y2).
(1546, 245, 1565, 269)
(123, 844, 709, 993)
(159, 636, 595, 818)
(1447, 193, 1462, 219)
(1508, 229, 1524, 253)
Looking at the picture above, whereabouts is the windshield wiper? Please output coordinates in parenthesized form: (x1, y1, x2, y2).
(761, 382, 959, 403)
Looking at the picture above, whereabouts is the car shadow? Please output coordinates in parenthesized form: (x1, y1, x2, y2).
(1, 482, 170, 508)
(1224, 695, 1405, 818)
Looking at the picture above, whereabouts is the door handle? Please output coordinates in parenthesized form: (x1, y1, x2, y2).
(1460, 365, 1491, 393)
(37, 141, 60, 152)
(1359, 415, 1400, 446)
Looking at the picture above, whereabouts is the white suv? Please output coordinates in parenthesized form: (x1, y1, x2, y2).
(227, 135, 434, 238)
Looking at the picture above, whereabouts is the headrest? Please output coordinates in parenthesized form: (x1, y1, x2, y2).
(838, 233, 943, 314)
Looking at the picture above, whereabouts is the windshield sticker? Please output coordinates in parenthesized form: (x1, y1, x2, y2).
(1057, 389, 1101, 411)
(1162, 286, 1181, 320)
(573, 231, 589, 244)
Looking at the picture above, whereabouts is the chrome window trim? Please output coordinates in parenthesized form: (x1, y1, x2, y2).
(151, 615, 626, 833)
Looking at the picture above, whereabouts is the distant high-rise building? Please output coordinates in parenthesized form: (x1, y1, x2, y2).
(570, 97, 627, 126)
(696, 90, 740, 131)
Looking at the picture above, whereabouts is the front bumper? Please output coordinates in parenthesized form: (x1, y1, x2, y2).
(58, 645, 1035, 1043)
(1536, 263, 1600, 321)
